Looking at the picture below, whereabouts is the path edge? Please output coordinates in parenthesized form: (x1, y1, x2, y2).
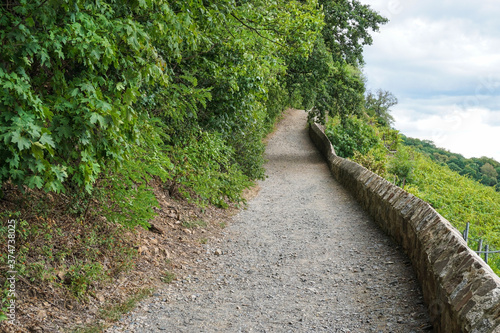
(309, 122, 500, 333)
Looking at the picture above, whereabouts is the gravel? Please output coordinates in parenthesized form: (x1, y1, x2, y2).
(106, 109, 432, 332)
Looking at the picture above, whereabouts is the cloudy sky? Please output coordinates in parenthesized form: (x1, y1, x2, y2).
(361, 0, 500, 161)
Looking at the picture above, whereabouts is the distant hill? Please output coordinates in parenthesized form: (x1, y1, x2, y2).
(401, 136, 500, 192)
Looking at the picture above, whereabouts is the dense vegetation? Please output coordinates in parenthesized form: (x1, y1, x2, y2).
(402, 136, 500, 191)
(0, 0, 388, 218)
(0, 0, 322, 208)
(0, 0, 389, 326)
(325, 96, 500, 275)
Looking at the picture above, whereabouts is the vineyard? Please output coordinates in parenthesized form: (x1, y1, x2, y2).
(325, 114, 500, 275)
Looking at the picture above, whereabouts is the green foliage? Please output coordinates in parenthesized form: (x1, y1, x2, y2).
(352, 146, 388, 177)
(288, 44, 367, 123)
(0, 0, 326, 225)
(65, 262, 105, 298)
(365, 89, 397, 127)
(95, 170, 158, 230)
(325, 116, 380, 158)
(320, 0, 388, 66)
(404, 153, 500, 269)
(378, 126, 400, 151)
(0, 0, 167, 193)
(312, 63, 366, 123)
(402, 136, 500, 191)
(0, 281, 11, 321)
(169, 131, 252, 208)
(339, 114, 500, 274)
(287, 0, 388, 123)
(481, 163, 498, 179)
(388, 147, 415, 188)
(327, 114, 400, 178)
(94, 119, 173, 229)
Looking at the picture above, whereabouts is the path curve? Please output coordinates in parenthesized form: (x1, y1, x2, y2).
(107, 109, 431, 332)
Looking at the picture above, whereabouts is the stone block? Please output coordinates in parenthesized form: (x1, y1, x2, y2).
(309, 122, 500, 333)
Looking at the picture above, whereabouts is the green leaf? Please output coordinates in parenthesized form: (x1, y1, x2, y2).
(34, 160, 46, 173)
(52, 166, 68, 182)
(56, 124, 72, 138)
(26, 17, 35, 27)
(90, 113, 105, 127)
(7, 155, 20, 168)
(11, 131, 31, 151)
(70, 88, 80, 97)
(10, 169, 25, 180)
(31, 142, 45, 159)
(27, 175, 43, 189)
(123, 88, 136, 105)
(41, 106, 54, 119)
(40, 51, 50, 67)
(39, 133, 55, 148)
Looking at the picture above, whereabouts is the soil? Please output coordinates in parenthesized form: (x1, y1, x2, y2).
(105, 109, 432, 333)
(0, 168, 244, 333)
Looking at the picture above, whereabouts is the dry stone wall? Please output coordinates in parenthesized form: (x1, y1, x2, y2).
(309, 122, 500, 333)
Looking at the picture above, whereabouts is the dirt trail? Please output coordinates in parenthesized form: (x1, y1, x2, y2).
(107, 109, 431, 332)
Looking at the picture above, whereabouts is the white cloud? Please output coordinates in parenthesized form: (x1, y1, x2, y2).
(394, 106, 500, 160)
(361, 0, 500, 161)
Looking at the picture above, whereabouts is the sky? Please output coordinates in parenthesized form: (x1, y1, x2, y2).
(361, 0, 500, 161)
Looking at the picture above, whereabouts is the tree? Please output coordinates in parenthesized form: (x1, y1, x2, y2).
(320, 0, 388, 65)
(447, 156, 466, 169)
(365, 89, 397, 127)
(448, 162, 462, 173)
(0, 1, 168, 192)
(0, 0, 324, 194)
(481, 175, 498, 187)
(324, 115, 380, 158)
(285, 0, 388, 123)
(481, 163, 498, 179)
(388, 147, 415, 189)
(462, 165, 480, 179)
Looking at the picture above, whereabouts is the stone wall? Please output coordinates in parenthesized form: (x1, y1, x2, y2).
(309, 122, 500, 333)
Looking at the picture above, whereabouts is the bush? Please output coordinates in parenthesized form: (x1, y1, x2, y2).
(0, 1, 167, 193)
(352, 146, 388, 177)
(325, 116, 380, 158)
(168, 131, 252, 208)
(388, 147, 415, 188)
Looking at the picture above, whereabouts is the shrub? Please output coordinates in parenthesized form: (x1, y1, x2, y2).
(168, 131, 252, 208)
(325, 116, 380, 158)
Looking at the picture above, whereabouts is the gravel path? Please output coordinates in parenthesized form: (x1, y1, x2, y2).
(106, 109, 432, 333)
